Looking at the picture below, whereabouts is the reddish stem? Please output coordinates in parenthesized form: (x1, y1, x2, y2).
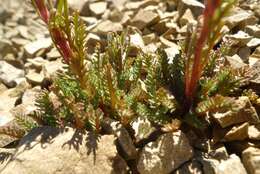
(33, 0, 50, 24)
(185, 0, 221, 105)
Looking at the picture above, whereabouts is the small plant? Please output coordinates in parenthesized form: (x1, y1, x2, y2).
(0, 0, 246, 139)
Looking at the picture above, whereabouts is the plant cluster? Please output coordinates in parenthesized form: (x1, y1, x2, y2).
(0, 0, 249, 139)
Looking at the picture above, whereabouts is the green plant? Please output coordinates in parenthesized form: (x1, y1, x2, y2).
(0, 0, 245, 139)
(29, 0, 243, 129)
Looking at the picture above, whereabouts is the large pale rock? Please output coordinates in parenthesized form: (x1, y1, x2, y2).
(217, 154, 247, 174)
(92, 20, 123, 36)
(0, 39, 14, 57)
(0, 61, 24, 87)
(178, 0, 205, 17)
(24, 38, 52, 57)
(245, 25, 260, 38)
(248, 124, 260, 140)
(225, 8, 258, 29)
(89, 2, 107, 17)
(198, 153, 247, 174)
(131, 9, 160, 30)
(227, 31, 253, 46)
(242, 147, 260, 174)
(102, 118, 137, 160)
(0, 127, 127, 174)
(249, 61, 260, 93)
(179, 9, 196, 26)
(223, 123, 249, 141)
(131, 117, 156, 144)
(174, 159, 203, 174)
(42, 59, 65, 79)
(137, 131, 193, 174)
(25, 70, 44, 85)
(212, 97, 259, 128)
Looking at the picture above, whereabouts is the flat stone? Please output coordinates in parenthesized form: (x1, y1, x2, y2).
(227, 31, 253, 46)
(178, 0, 205, 17)
(242, 147, 260, 174)
(217, 154, 247, 174)
(225, 8, 258, 29)
(131, 117, 156, 144)
(0, 61, 24, 87)
(42, 59, 65, 79)
(245, 25, 260, 38)
(1, 127, 128, 174)
(89, 2, 107, 17)
(92, 20, 123, 36)
(0, 39, 14, 57)
(131, 9, 160, 30)
(212, 97, 259, 128)
(26, 57, 48, 70)
(25, 70, 44, 85)
(247, 38, 260, 48)
(24, 38, 52, 57)
(223, 123, 249, 141)
(102, 118, 137, 160)
(248, 124, 260, 140)
(137, 131, 193, 174)
(0, 82, 7, 94)
(179, 8, 196, 26)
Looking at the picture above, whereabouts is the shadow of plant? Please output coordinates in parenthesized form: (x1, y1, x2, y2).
(0, 152, 13, 164)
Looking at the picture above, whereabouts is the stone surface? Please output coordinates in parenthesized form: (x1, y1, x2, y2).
(89, 2, 107, 17)
(131, 117, 156, 144)
(131, 9, 160, 30)
(137, 131, 193, 174)
(248, 124, 260, 140)
(102, 118, 137, 160)
(0, 61, 24, 87)
(24, 38, 52, 57)
(225, 8, 258, 29)
(1, 127, 128, 174)
(242, 147, 260, 174)
(217, 154, 247, 174)
(178, 0, 205, 17)
(92, 20, 123, 36)
(223, 123, 249, 141)
(212, 97, 259, 128)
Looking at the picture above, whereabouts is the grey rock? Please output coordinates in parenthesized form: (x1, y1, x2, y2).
(24, 38, 52, 57)
(248, 124, 260, 140)
(131, 117, 156, 144)
(226, 55, 248, 69)
(42, 59, 65, 79)
(249, 61, 260, 93)
(238, 46, 251, 62)
(1, 127, 128, 174)
(247, 38, 260, 48)
(227, 31, 253, 46)
(223, 123, 249, 141)
(89, 2, 107, 17)
(212, 97, 259, 128)
(242, 147, 260, 174)
(225, 8, 258, 29)
(0, 39, 15, 58)
(137, 131, 193, 174)
(217, 154, 247, 174)
(174, 159, 203, 174)
(245, 25, 260, 38)
(25, 70, 44, 85)
(92, 20, 123, 36)
(0, 61, 24, 87)
(102, 118, 137, 160)
(131, 9, 160, 30)
(178, 0, 205, 17)
(179, 9, 196, 26)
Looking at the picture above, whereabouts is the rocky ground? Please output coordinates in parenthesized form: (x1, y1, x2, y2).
(0, 0, 260, 173)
